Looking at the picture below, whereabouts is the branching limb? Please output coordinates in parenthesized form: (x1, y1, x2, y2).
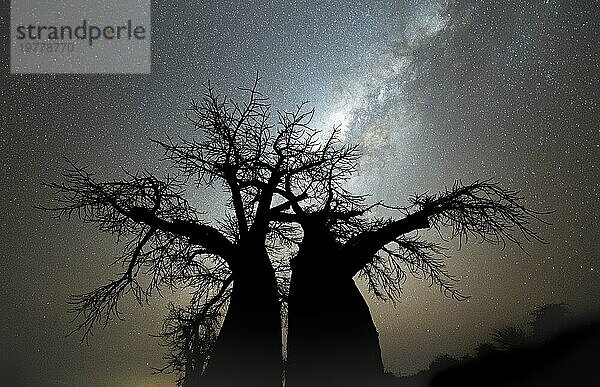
(347, 180, 550, 276)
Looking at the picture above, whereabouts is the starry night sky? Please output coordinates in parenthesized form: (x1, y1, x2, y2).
(1, 1, 599, 386)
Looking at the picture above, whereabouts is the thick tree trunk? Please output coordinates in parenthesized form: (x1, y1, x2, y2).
(200, 247, 283, 387)
(286, 231, 384, 387)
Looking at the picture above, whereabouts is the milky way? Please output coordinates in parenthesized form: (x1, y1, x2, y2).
(327, 0, 456, 195)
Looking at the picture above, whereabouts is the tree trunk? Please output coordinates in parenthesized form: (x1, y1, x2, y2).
(286, 231, 384, 387)
(201, 247, 282, 387)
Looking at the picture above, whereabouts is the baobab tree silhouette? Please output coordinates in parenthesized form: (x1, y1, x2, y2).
(41, 77, 548, 387)
(41, 75, 350, 387)
(265, 129, 549, 386)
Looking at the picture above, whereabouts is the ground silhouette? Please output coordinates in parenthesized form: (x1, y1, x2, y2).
(394, 304, 600, 387)
(433, 309, 600, 387)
